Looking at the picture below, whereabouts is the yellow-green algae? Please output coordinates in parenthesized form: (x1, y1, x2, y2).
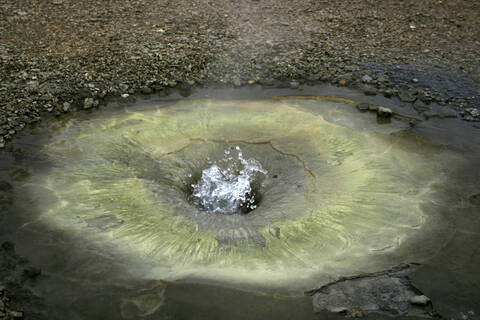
(35, 97, 457, 291)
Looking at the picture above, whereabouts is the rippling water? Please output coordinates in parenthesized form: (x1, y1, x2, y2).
(1, 89, 479, 319)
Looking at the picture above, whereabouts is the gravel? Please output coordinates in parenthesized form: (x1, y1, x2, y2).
(0, 0, 479, 147)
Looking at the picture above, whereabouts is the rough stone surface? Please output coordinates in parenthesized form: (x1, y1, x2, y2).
(308, 264, 428, 317)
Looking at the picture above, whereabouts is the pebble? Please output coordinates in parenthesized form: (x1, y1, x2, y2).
(438, 108, 458, 118)
(377, 107, 393, 117)
(83, 97, 94, 109)
(413, 100, 430, 113)
(121, 93, 130, 98)
(62, 102, 70, 112)
(409, 295, 430, 306)
(398, 90, 417, 103)
(361, 75, 373, 83)
(356, 103, 371, 111)
(289, 81, 300, 89)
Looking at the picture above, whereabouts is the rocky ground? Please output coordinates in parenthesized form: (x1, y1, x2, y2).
(0, 0, 479, 148)
(1, 0, 480, 318)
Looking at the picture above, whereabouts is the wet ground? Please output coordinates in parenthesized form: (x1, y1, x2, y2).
(0, 85, 479, 319)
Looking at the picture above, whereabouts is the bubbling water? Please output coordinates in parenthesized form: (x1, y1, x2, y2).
(191, 146, 267, 214)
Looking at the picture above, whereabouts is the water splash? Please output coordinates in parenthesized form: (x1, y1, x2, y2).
(191, 146, 267, 214)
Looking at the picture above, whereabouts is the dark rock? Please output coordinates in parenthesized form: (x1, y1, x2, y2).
(363, 88, 377, 96)
(469, 193, 480, 206)
(398, 90, 416, 103)
(438, 108, 457, 118)
(413, 100, 430, 113)
(289, 81, 300, 89)
(141, 87, 152, 94)
(1, 241, 15, 253)
(0, 181, 12, 192)
(310, 264, 419, 316)
(424, 111, 439, 119)
(381, 89, 393, 98)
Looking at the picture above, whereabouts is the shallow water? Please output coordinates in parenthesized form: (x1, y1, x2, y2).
(1, 86, 479, 319)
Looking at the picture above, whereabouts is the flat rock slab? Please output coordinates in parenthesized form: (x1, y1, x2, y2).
(308, 264, 431, 317)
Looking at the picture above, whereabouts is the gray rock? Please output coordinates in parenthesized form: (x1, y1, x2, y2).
(310, 264, 418, 316)
(363, 88, 377, 96)
(289, 81, 300, 89)
(83, 97, 94, 109)
(438, 108, 457, 118)
(0, 300, 4, 310)
(233, 77, 242, 87)
(377, 107, 393, 117)
(356, 103, 371, 111)
(361, 75, 373, 83)
(413, 100, 430, 113)
(62, 102, 70, 112)
(141, 87, 152, 94)
(398, 90, 416, 102)
(424, 111, 439, 119)
(409, 295, 430, 306)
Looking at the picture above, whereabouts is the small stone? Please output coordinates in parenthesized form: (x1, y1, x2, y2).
(411, 78, 419, 83)
(438, 108, 457, 118)
(363, 88, 377, 96)
(466, 108, 480, 117)
(381, 89, 393, 98)
(368, 105, 379, 111)
(232, 77, 242, 87)
(463, 115, 475, 121)
(247, 79, 256, 85)
(409, 295, 430, 306)
(356, 103, 371, 111)
(289, 81, 300, 89)
(121, 93, 129, 98)
(361, 75, 373, 83)
(141, 87, 153, 94)
(83, 97, 94, 109)
(398, 90, 416, 103)
(377, 107, 393, 117)
(0, 181, 12, 191)
(62, 102, 70, 112)
(413, 100, 430, 113)
(338, 79, 347, 86)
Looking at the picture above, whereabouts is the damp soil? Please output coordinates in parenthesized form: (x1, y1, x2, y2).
(0, 0, 480, 149)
